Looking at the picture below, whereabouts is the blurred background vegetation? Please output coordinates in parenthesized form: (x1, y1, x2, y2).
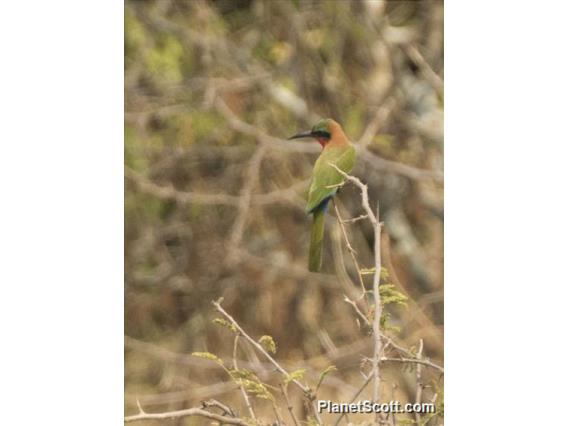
(125, 0, 443, 424)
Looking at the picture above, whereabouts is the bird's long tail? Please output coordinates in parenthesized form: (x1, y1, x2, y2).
(308, 201, 328, 272)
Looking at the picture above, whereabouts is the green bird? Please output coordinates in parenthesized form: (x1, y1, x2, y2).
(289, 118, 356, 272)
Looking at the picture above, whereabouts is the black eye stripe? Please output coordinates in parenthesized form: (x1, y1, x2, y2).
(313, 130, 331, 139)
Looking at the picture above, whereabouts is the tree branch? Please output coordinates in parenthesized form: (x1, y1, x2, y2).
(233, 335, 257, 420)
(212, 299, 322, 425)
(125, 406, 251, 425)
(327, 164, 383, 421)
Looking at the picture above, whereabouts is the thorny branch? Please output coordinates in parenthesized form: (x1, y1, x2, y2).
(280, 384, 300, 426)
(327, 164, 383, 420)
(233, 335, 257, 420)
(414, 339, 424, 425)
(213, 300, 308, 392)
(124, 405, 251, 425)
(333, 200, 368, 307)
(212, 299, 323, 425)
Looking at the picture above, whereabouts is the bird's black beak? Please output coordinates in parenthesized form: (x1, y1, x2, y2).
(288, 130, 314, 140)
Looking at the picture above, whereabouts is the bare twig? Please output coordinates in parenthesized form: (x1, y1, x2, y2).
(125, 165, 307, 209)
(341, 214, 368, 224)
(125, 166, 240, 206)
(333, 200, 368, 303)
(227, 144, 267, 265)
(380, 356, 444, 374)
(216, 94, 442, 182)
(358, 97, 397, 150)
(135, 398, 145, 415)
(280, 384, 300, 426)
(328, 164, 377, 226)
(414, 339, 424, 425)
(358, 149, 443, 183)
(202, 399, 236, 417)
(401, 44, 444, 99)
(371, 203, 384, 420)
(215, 97, 317, 154)
(126, 382, 238, 406)
(333, 374, 373, 426)
(272, 402, 284, 426)
(212, 299, 322, 424)
(213, 300, 308, 392)
(233, 335, 257, 420)
(343, 295, 371, 328)
(327, 165, 384, 421)
(125, 406, 251, 425)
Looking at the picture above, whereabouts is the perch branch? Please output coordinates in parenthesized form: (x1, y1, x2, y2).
(327, 165, 386, 424)
(328, 164, 383, 411)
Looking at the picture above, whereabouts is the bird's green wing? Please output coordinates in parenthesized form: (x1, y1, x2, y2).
(306, 145, 356, 213)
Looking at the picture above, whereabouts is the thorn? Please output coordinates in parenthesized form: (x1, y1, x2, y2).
(136, 398, 146, 415)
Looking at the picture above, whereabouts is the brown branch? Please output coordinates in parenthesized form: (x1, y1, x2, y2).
(202, 399, 236, 417)
(371, 203, 383, 419)
(358, 97, 397, 150)
(328, 164, 377, 226)
(341, 214, 368, 224)
(124, 406, 251, 425)
(414, 339, 424, 425)
(333, 201, 368, 303)
(125, 165, 307, 208)
(216, 95, 442, 182)
(343, 295, 371, 329)
(125, 166, 240, 206)
(213, 299, 322, 425)
(280, 384, 300, 426)
(401, 44, 444, 99)
(358, 149, 443, 183)
(333, 374, 372, 426)
(125, 383, 237, 407)
(233, 335, 257, 420)
(213, 300, 307, 392)
(327, 165, 383, 420)
(227, 144, 267, 264)
(215, 97, 318, 154)
(380, 356, 443, 374)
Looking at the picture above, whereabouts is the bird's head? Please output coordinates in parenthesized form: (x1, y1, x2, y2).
(289, 118, 336, 148)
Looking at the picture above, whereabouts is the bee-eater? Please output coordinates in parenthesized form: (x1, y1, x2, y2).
(289, 119, 356, 272)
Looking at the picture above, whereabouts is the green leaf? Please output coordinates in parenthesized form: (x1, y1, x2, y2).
(191, 351, 223, 365)
(259, 335, 277, 354)
(284, 368, 306, 385)
(380, 283, 408, 307)
(316, 365, 337, 391)
(230, 368, 258, 381)
(212, 318, 237, 333)
(306, 416, 319, 426)
(234, 377, 274, 402)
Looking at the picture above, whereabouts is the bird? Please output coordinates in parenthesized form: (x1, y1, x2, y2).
(289, 118, 356, 272)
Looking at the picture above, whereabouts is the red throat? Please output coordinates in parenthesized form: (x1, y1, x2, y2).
(317, 137, 329, 148)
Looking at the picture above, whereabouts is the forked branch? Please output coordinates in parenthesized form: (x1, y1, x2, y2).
(328, 164, 383, 413)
